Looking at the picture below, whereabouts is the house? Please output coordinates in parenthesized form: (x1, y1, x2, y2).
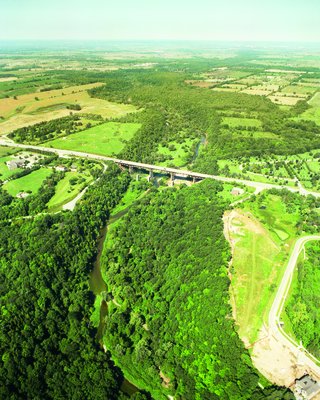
(55, 165, 67, 172)
(294, 375, 320, 400)
(6, 159, 25, 170)
(231, 187, 245, 196)
(16, 192, 30, 199)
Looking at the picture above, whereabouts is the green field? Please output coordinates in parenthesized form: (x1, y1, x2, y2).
(294, 92, 320, 125)
(230, 194, 300, 343)
(0, 146, 18, 157)
(45, 122, 141, 156)
(3, 168, 52, 196)
(222, 116, 262, 128)
(0, 155, 23, 180)
(157, 139, 195, 167)
(47, 171, 93, 211)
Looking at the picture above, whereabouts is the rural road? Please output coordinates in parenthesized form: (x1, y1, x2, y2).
(268, 235, 320, 379)
(1, 138, 320, 199)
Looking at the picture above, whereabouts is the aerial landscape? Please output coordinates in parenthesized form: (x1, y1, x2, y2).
(1, 1, 320, 399)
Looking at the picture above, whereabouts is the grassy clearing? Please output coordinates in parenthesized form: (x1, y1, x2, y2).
(45, 122, 141, 156)
(0, 155, 23, 180)
(218, 183, 254, 203)
(222, 117, 262, 128)
(111, 181, 148, 216)
(3, 168, 52, 196)
(158, 139, 195, 167)
(228, 210, 281, 343)
(0, 83, 137, 134)
(47, 171, 93, 211)
(0, 146, 19, 157)
(229, 194, 300, 343)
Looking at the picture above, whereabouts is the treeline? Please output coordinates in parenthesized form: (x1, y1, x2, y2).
(286, 241, 320, 358)
(0, 165, 148, 399)
(101, 180, 294, 399)
(8, 115, 83, 143)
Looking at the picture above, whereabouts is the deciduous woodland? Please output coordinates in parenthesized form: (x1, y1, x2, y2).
(1, 48, 319, 399)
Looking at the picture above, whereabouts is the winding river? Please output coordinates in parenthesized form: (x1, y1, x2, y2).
(89, 206, 139, 395)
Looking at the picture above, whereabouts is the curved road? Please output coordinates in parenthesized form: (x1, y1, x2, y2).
(268, 236, 320, 379)
(1, 138, 320, 199)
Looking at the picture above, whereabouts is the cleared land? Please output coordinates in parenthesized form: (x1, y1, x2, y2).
(47, 171, 93, 211)
(3, 168, 52, 196)
(45, 122, 141, 156)
(0, 83, 137, 134)
(225, 209, 281, 344)
(226, 194, 300, 344)
(157, 139, 195, 167)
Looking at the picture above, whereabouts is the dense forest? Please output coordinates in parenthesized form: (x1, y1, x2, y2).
(0, 165, 148, 399)
(101, 181, 293, 399)
(286, 241, 320, 358)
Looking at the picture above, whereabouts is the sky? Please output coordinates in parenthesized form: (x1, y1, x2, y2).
(0, 0, 319, 42)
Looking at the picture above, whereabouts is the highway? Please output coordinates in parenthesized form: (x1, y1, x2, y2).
(1, 138, 320, 199)
(268, 236, 320, 379)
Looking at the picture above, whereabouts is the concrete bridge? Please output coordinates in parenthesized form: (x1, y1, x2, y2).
(1, 139, 320, 198)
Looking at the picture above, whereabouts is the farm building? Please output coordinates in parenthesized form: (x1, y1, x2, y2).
(16, 192, 30, 199)
(231, 187, 245, 196)
(294, 374, 320, 400)
(55, 165, 67, 172)
(6, 159, 25, 170)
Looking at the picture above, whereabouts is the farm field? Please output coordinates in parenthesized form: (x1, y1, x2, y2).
(47, 171, 93, 211)
(3, 168, 52, 196)
(190, 68, 320, 109)
(45, 122, 141, 156)
(0, 82, 137, 134)
(294, 92, 320, 125)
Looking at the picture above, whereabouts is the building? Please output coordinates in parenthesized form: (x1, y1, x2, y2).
(294, 375, 320, 400)
(6, 159, 25, 170)
(231, 187, 245, 196)
(16, 192, 30, 199)
(55, 165, 67, 172)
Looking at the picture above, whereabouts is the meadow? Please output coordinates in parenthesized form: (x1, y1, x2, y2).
(47, 171, 93, 211)
(0, 155, 23, 180)
(157, 139, 195, 167)
(229, 194, 301, 344)
(46, 122, 141, 156)
(3, 168, 52, 196)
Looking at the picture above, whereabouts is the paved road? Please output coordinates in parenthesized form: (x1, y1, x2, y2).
(2, 139, 320, 198)
(268, 236, 320, 378)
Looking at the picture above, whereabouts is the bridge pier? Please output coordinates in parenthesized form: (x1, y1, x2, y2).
(147, 170, 154, 182)
(129, 165, 134, 174)
(170, 172, 175, 185)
